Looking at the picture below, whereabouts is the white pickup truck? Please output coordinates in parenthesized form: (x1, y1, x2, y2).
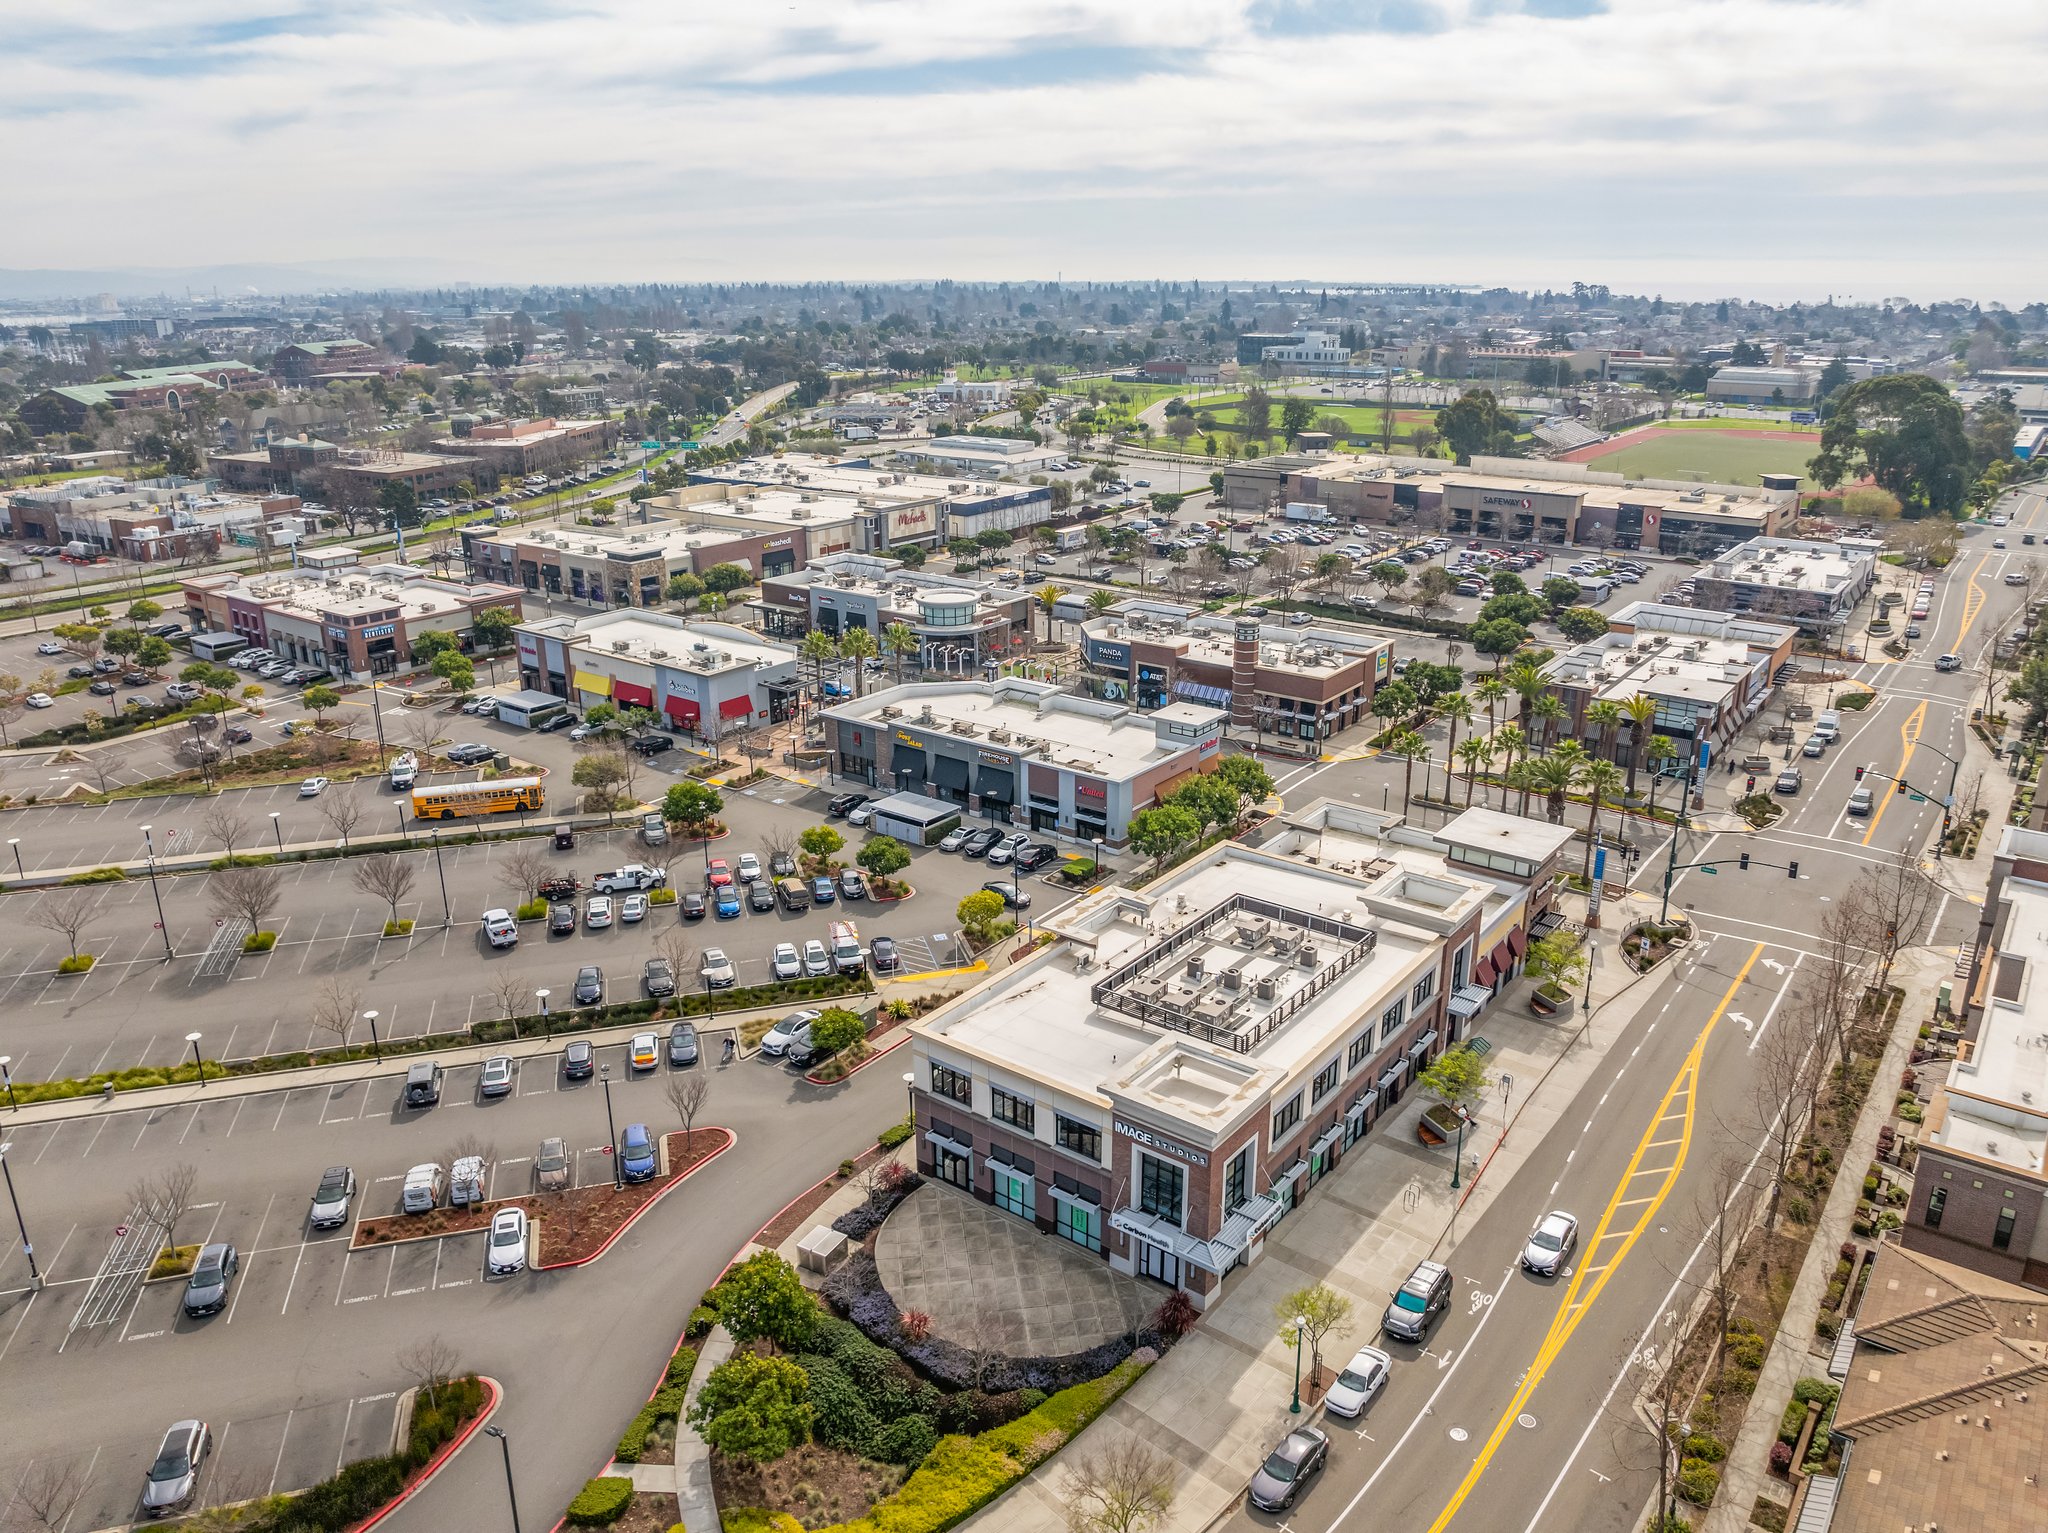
(591, 864, 667, 893)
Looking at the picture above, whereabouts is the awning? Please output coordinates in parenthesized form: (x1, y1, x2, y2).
(1345, 1098, 1371, 1128)
(933, 755, 970, 790)
(978, 765, 1015, 802)
(1174, 679, 1231, 706)
(572, 669, 612, 697)
(1506, 927, 1529, 959)
(665, 696, 700, 726)
(719, 695, 753, 719)
(1109, 1192, 1284, 1275)
(1407, 1029, 1439, 1062)
(1046, 1183, 1100, 1211)
(988, 1145, 1034, 1174)
(612, 680, 654, 708)
(892, 747, 927, 783)
(1377, 1065, 1405, 1090)
(1275, 1157, 1309, 1185)
(1310, 1123, 1343, 1158)
(924, 1129, 973, 1157)
(1448, 985, 1492, 1019)
(1489, 940, 1514, 973)
(1474, 956, 1496, 987)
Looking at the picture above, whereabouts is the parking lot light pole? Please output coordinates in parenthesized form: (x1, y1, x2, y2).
(1092, 836, 1105, 883)
(535, 989, 550, 1020)
(268, 811, 284, 855)
(483, 1425, 522, 1533)
(1288, 1315, 1306, 1413)
(6, 838, 21, 881)
(429, 828, 451, 925)
(395, 803, 408, 844)
(902, 1071, 916, 1144)
(138, 826, 175, 962)
(187, 1032, 206, 1086)
(0, 1057, 17, 1112)
(0, 1143, 41, 1290)
(600, 1064, 622, 1190)
(362, 1010, 381, 1060)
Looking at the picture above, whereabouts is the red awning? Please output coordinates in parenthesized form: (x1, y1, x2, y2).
(1474, 956, 1496, 987)
(718, 695, 753, 719)
(612, 681, 654, 708)
(1506, 927, 1528, 958)
(665, 696, 700, 725)
(1489, 941, 1514, 973)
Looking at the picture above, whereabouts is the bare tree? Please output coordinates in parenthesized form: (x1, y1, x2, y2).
(1690, 1151, 1752, 1384)
(208, 864, 285, 937)
(1812, 898, 1876, 1072)
(30, 888, 104, 959)
(487, 969, 531, 1023)
(352, 852, 418, 927)
(499, 844, 550, 905)
(762, 827, 799, 876)
(308, 975, 361, 1052)
(130, 1162, 201, 1253)
(663, 1071, 710, 1145)
(320, 794, 365, 848)
(396, 709, 446, 753)
(445, 1131, 497, 1176)
(1854, 850, 1940, 992)
(1059, 1437, 1179, 1533)
(84, 747, 130, 795)
(1749, 998, 1826, 1224)
(201, 801, 250, 862)
(6, 1456, 90, 1531)
(396, 1334, 460, 1409)
(655, 929, 698, 989)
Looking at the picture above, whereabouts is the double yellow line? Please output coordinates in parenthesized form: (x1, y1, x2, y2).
(1423, 943, 1764, 1531)
(1859, 699, 1925, 847)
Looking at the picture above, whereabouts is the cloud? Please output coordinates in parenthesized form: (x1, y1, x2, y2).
(0, 0, 2043, 301)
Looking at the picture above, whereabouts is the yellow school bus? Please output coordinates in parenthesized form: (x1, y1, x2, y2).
(409, 776, 545, 820)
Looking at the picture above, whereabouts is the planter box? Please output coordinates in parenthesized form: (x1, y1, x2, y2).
(1529, 987, 1577, 1021)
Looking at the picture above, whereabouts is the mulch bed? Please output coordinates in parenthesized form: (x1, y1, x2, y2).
(711, 1441, 904, 1531)
(352, 1130, 726, 1260)
(613, 1489, 689, 1533)
(754, 1142, 893, 1249)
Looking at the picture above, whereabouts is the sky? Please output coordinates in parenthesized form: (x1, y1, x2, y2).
(4, 0, 2045, 304)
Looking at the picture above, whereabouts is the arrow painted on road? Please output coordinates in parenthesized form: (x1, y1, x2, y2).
(1730, 1012, 1756, 1033)
(1760, 958, 1787, 975)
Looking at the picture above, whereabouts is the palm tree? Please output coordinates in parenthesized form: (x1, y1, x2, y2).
(1492, 723, 1527, 787)
(1456, 736, 1495, 807)
(1473, 675, 1509, 735)
(1436, 692, 1474, 805)
(1528, 753, 1578, 824)
(838, 627, 879, 698)
(1086, 589, 1118, 615)
(1620, 694, 1659, 798)
(1390, 730, 1430, 815)
(799, 629, 841, 709)
(1504, 658, 1546, 726)
(1033, 583, 1064, 646)
(1643, 734, 1680, 821)
(1578, 759, 1626, 878)
(1530, 693, 1569, 752)
(1585, 699, 1626, 769)
(883, 621, 921, 685)
(1507, 757, 1538, 818)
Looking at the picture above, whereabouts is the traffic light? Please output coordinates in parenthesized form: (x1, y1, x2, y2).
(1854, 764, 1866, 781)
(1788, 861, 1800, 879)
(1895, 777, 1908, 794)
(1738, 852, 1751, 870)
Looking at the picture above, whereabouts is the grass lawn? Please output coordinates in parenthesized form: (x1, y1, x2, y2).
(1581, 429, 1819, 485)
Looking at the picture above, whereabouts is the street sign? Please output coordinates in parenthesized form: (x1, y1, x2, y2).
(1699, 866, 1719, 875)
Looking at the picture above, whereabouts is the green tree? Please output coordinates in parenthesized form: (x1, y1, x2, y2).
(1275, 1282, 1355, 1388)
(1556, 606, 1610, 643)
(179, 662, 240, 712)
(956, 888, 1008, 943)
(1470, 617, 1528, 668)
(856, 835, 911, 878)
(301, 683, 342, 722)
(688, 1353, 814, 1466)
(1212, 755, 1276, 826)
(1239, 387, 1272, 441)
(1417, 1043, 1491, 1114)
(661, 780, 723, 834)
(1387, 729, 1429, 812)
(1371, 679, 1417, 727)
(471, 606, 516, 650)
(1526, 751, 1579, 823)
(410, 629, 458, 661)
(807, 1006, 867, 1057)
(571, 751, 632, 811)
(1489, 570, 1527, 598)
(1280, 397, 1315, 442)
(1435, 389, 1510, 465)
(102, 627, 142, 662)
(712, 1252, 820, 1350)
(430, 651, 475, 693)
(838, 627, 879, 696)
(667, 571, 705, 607)
(1577, 758, 1626, 878)
(1126, 804, 1200, 873)
(1455, 735, 1496, 806)
(1480, 591, 1545, 628)
(702, 562, 752, 594)
(377, 479, 421, 529)
(1412, 564, 1456, 614)
(1807, 374, 1971, 516)
(1620, 694, 1659, 797)
(126, 598, 164, 626)
(1371, 561, 1409, 602)
(1540, 575, 1581, 610)
(800, 824, 845, 860)
(882, 621, 921, 683)
(136, 635, 173, 672)
(1167, 774, 1238, 834)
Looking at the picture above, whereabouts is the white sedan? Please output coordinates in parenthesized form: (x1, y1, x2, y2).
(24, 692, 54, 709)
(584, 895, 614, 929)
(1521, 1210, 1579, 1277)
(298, 776, 330, 797)
(486, 1207, 528, 1275)
(1322, 1346, 1391, 1418)
(35, 642, 62, 656)
(771, 942, 801, 980)
(700, 948, 736, 988)
(619, 892, 648, 924)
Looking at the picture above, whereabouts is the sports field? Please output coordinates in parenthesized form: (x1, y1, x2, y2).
(1565, 425, 1820, 486)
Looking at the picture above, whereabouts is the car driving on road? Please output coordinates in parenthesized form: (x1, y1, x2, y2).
(1521, 1210, 1579, 1277)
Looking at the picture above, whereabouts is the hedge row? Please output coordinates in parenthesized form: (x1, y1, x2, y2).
(9, 974, 871, 1104)
(253, 1375, 487, 1531)
(566, 1476, 634, 1526)
(614, 1347, 698, 1462)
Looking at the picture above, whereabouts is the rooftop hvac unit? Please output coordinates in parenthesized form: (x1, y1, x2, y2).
(649, 649, 669, 660)
(610, 640, 631, 653)
(920, 705, 936, 722)
(1185, 956, 1205, 982)
(880, 705, 902, 719)
(1220, 965, 1244, 992)
(1296, 943, 1319, 970)
(1254, 976, 1278, 1002)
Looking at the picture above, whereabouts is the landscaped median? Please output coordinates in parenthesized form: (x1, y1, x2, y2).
(349, 1128, 733, 1268)
(1, 973, 871, 1107)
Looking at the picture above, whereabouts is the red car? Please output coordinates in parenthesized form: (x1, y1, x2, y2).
(706, 858, 733, 888)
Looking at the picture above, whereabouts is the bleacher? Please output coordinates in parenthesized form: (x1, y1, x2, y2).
(1533, 417, 1608, 452)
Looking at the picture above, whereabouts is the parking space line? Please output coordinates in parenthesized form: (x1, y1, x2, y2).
(267, 1411, 294, 1494)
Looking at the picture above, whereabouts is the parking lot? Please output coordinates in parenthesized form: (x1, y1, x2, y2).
(0, 772, 1097, 1081)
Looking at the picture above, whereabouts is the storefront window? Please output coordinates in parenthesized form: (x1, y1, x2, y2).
(1138, 1156, 1184, 1225)
(1056, 1198, 1101, 1253)
(993, 1166, 1035, 1221)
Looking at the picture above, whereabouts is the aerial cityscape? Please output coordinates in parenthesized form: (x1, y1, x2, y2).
(1, 5, 2044, 1533)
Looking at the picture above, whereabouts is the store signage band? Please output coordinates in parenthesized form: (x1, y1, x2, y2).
(1480, 494, 1534, 509)
(977, 748, 1013, 766)
(363, 624, 396, 639)
(1115, 1120, 1208, 1168)
(894, 731, 926, 750)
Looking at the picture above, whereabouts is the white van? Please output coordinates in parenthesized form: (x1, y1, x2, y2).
(449, 1156, 487, 1208)
(401, 1163, 446, 1214)
(1812, 710, 1841, 744)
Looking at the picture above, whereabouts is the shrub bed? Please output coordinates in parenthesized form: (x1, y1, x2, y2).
(614, 1347, 698, 1463)
(252, 1374, 487, 1531)
(566, 1475, 635, 1526)
(830, 1167, 923, 1242)
(56, 954, 96, 974)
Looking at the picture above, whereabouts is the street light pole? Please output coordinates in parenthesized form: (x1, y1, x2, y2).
(362, 1010, 381, 1060)
(187, 1032, 206, 1086)
(269, 811, 284, 855)
(430, 829, 451, 925)
(139, 825, 175, 962)
(483, 1426, 523, 1533)
(1451, 1108, 1468, 1190)
(5, 838, 21, 882)
(0, 1143, 42, 1290)
(1288, 1314, 1306, 1413)
(600, 1064, 622, 1190)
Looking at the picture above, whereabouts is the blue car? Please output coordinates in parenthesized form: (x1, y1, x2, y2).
(715, 887, 742, 919)
(619, 1123, 656, 1183)
(812, 875, 836, 905)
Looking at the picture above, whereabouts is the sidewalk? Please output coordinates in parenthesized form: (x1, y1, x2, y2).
(963, 926, 1682, 1533)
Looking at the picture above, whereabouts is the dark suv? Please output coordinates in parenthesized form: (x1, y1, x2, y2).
(403, 1060, 444, 1108)
(1381, 1259, 1452, 1342)
(629, 735, 675, 757)
(1014, 843, 1059, 872)
(547, 902, 576, 935)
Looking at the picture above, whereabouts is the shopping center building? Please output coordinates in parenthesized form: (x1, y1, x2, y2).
(907, 803, 1572, 1306)
(513, 611, 799, 738)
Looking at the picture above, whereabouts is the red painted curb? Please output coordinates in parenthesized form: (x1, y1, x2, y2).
(802, 1027, 911, 1086)
(535, 1126, 735, 1270)
(350, 1374, 502, 1533)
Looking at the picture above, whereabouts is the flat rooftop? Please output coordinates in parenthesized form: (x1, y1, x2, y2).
(523, 613, 794, 673)
(690, 456, 959, 504)
(198, 568, 515, 621)
(831, 679, 1219, 778)
(1705, 537, 1870, 593)
(1932, 861, 2048, 1176)
(1543, 630, 1754, 706)
(1607, 601, 1799, 652)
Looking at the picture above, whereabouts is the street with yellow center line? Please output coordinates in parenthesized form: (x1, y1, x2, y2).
(1858, 698, 1925, 846)
(1420, 943, 1764, 1533)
